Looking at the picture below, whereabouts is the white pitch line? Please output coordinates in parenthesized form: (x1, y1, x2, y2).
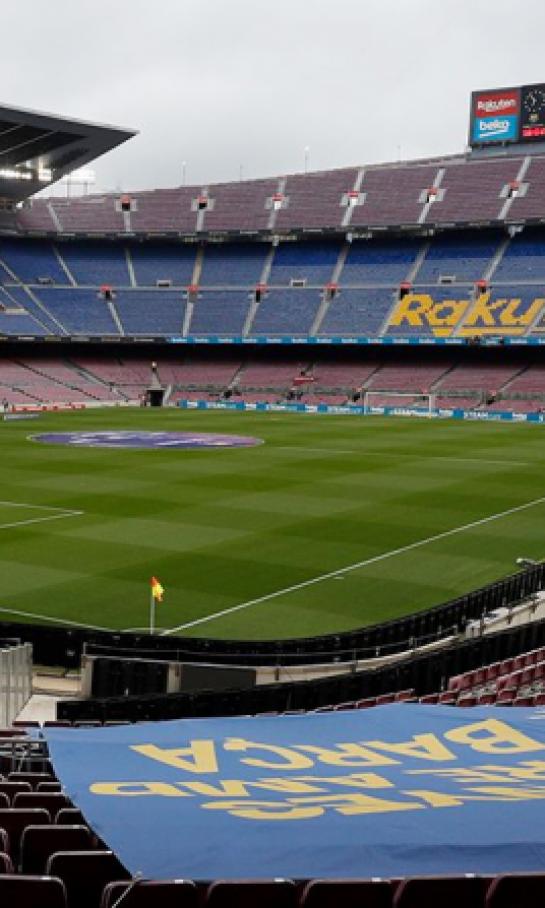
(275, 447, 529, 466)
(162, 492, 545, 635)
(0, 607, 111, 632)
(0, 512, 83, 531)
(0, 499, 81, 512)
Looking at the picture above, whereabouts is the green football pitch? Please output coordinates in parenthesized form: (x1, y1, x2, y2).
(1, 407, 545, 640)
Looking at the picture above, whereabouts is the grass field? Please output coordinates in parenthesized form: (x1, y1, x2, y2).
(1, 406, 545, 640)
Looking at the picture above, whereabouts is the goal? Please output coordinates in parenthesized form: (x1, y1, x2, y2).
(363, 390, 436, 417)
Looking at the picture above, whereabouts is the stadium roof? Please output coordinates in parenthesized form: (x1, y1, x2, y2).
(0, 103, 136, 203)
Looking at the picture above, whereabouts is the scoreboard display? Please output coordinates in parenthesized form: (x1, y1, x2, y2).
(521, 84, 545, 139)
(470, 83, 545, 146)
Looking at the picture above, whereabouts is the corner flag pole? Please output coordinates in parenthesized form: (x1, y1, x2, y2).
(149, 577, 164, 634)
(149, 586, 155, 635)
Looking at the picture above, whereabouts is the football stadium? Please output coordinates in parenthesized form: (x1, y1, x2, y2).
(4, 14, 545, 901)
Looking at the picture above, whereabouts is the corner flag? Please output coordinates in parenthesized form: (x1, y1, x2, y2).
(150, 576, 164, 602)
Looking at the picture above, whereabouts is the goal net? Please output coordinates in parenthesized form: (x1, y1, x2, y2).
(363, 390, 436, 417)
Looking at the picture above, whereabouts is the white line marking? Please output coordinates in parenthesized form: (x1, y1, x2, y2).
(0, 500, 83, 531)
(0, 607, 111, 632)
(162, 492, 545, 634)
(0, 512, 83, 531)
(275, 447, 529, 466)
(0, 499, 80, 512)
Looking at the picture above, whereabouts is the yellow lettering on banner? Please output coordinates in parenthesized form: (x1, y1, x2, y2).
(180, 780, 251, 797)
(202, 799, 323, 820)
(464, 785, 545, 803)
(296, 772, 393, 790)
(444, 719, 544, 755)
(90, 782, 189, 797)
(202, 792, 423, 821)
(387, 294, 469, 334)
(365, 733, 455, 763)
(296, 743, 398, 768)
(223, 739, 313, 770)
(130, 740, 219, 773)
(480, 760, 545, 782)
(403, 789, 464, 808)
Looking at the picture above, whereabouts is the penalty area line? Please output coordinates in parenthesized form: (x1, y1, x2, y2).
(162, 492, 545, 635)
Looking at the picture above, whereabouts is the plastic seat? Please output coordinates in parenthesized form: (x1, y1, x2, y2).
(0, 874, 67, 907)
(46, 851, 130, 908)
(55, 808, 87, 826)
(101, 879, 199, 908)
(0, 809, 50, 861)
(486, 872, 545, 906)
(8, 772, 55, 789)
(394, 875, 484, 907)
(37, 782, 63, 793)
(0, 781, 32, 803)
(376, 694, 396, 705)
(419, 693, 439, 704)
(0, 793, 11, 810)
(356, 698, 377, 709)
(485, 662, 500, 682)
(301, 878, 393, 908)
(207, 879, 298, 908)
(21, 824, 93, 874)
(13, 792, 70, 817)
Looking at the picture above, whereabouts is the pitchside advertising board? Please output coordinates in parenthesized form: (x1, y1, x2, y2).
(470, 83, 545, 146)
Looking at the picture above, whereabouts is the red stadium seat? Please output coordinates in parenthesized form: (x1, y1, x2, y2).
(21, 824, 93, 874)
(0, 808, 50, 861)
(101, 879, 199, 908)
(206, 879, 298, 908)
(13, 792, 70, 818)
(394, 875, 484, 907)
(301, 878, 393, 908)
(0, 874, 67, 907)
(0, 781, 32, 803)
(486, 872, 545, 906)
(46, 851, 130, 908)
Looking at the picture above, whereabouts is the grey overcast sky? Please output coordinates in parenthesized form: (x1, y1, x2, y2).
(3, 0, 545, 193)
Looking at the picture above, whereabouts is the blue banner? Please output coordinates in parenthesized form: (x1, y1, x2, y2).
(177, 399, 545, 424)
(46, 705, 545, 880)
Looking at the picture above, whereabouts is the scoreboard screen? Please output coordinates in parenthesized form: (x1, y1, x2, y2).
(470, 82, 545, 146)
(521, 84, 545, 139)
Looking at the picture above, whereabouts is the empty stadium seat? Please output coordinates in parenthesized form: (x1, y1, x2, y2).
(55, 808, 87, 826)
(46, 851, 130, 908)
(101, 879, 199, 908)
(13, 792, 70, 817)
(394, 875, 484, 907)
(20, 824, 93, 874)
(206, 879, 298, 908)
(0, 808, 50, 861)
(0, 873, 68, 908)
(9, 772, 56, 789)
(485, 872, 545, 906)
(300, 878, 393, 908)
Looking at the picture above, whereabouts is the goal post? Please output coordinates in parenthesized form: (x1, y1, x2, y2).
(363, 390, 436, 417)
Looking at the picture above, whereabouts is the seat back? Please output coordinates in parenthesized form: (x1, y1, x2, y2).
(21, 824, 93, 874)
(46, 851, 130, 908)
(101, 879, 198, 908)
(8, 772, 55, 789)
(0, 873, 67, 907)
(0, 781, 32, 803)
(13, 792, 70, 817)
(301, 878, 393, 908)
(0, 808, 50, 861)
(207, 879, 298, 908)
(394, 875, 484, 908)
(486, 872, 545, 907)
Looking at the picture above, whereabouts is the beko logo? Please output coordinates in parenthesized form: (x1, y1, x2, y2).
(477, 118, 511, 135)
(477, 97, 517, 114)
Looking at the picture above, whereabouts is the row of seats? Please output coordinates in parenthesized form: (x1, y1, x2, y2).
(0, 869, 544, 908)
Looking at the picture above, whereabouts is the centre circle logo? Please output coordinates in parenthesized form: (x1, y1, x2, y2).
(32, 431, 263, 449)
